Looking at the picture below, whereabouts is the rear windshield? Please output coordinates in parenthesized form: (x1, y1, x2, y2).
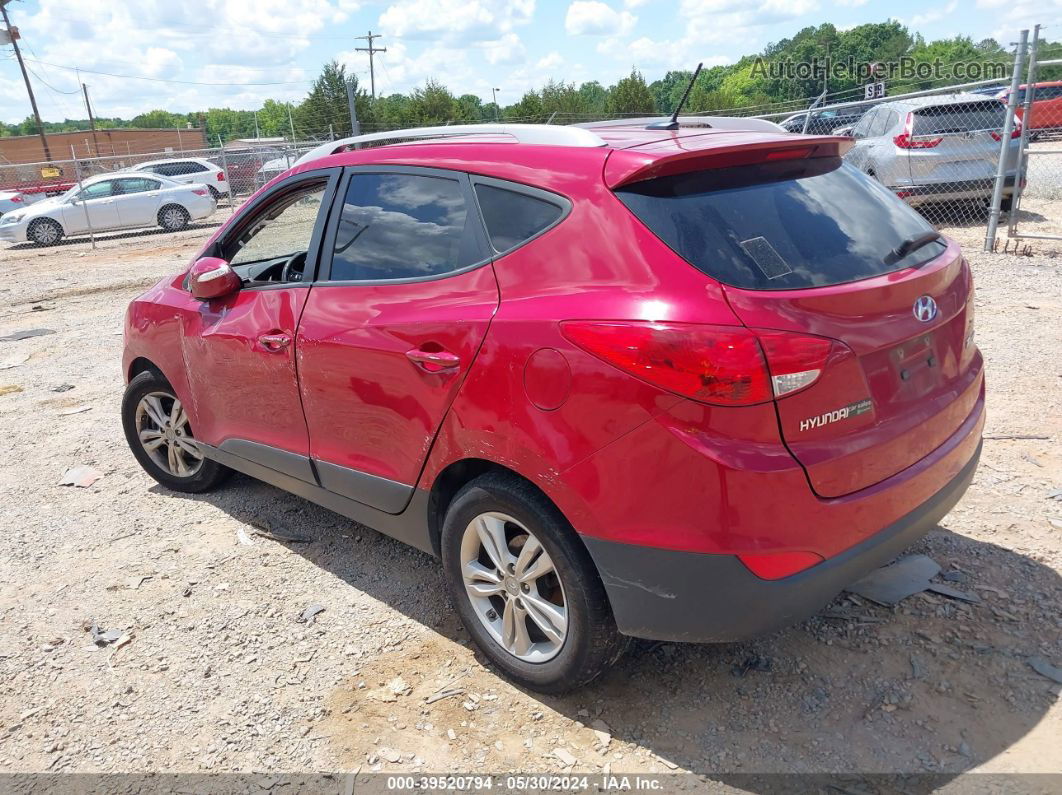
(913, 101, 1007, 134)
(616, 157, 945, 290)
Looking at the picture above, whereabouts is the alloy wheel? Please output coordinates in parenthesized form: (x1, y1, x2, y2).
(134, 391, 203, 477)
(161, 207, 186, 230)
(460, 511, 568, 662)
(32, 222, 59, 245)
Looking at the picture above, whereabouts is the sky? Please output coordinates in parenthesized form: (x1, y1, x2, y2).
(0, 0, 1052, 125)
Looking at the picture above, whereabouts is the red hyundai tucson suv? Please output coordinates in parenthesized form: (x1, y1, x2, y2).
(121, 120, 984, 693)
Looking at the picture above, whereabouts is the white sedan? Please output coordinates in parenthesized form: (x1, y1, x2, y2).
(0, 172, 216, 246)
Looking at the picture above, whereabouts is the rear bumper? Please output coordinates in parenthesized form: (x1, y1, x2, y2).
(898, 175, 1015, 206)
(584, 436, 982, 643)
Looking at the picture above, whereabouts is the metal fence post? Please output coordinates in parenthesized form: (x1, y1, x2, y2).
(70, 145, 95, 250)
(218, 135, 234, 216)
(1008, 24, 1039, 237)
(985, 30, 1028, 252)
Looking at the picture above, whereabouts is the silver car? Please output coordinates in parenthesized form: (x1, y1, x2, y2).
(842, 93, 1020, 208)
(0, 172, 216, 246)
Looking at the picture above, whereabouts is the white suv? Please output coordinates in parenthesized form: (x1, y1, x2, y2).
(132, 157, 229, 200)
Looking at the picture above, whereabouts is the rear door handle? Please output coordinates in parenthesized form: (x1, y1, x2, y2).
(406, 347, 460, 371)
(259, 333, 291, 352)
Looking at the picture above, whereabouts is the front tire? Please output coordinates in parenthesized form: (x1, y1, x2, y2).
(122, 370, 231, 493)
(441, 473, 627, 693)
(28, 218, 63, 246)
(158, 204, 189, 232)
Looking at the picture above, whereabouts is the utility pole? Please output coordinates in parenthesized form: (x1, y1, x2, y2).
(354, 30, 386, 100)
(287, 103, 296, 143)
(492, 87, 501, 121)
(1, 0, 52, 161)
(345, 78, 360, 137)
(79, 77, 101, 158)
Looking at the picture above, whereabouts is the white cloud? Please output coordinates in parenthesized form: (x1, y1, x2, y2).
(565, 1, 637, 36)
(834, 0, 869, 6)
(378, 0, 535, 42)
(908, 0, 959, 28)
(2, 0, 347, 121)
(483, 33, 527, 66)
(536, 52, 565, 71)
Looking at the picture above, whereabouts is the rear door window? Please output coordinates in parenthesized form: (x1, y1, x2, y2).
(913, 101, 1006, 134)
(473, 182, 567, 253)
(616, 157, 946, 290)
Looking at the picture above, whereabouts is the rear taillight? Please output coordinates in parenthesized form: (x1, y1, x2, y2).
(893, 112, 942, 149)
(560, 321, 835, 406)
(756, 330, 833, 398)
(11, 195, 23, 203)
(192, 188, 208, 196)
(990, 118, 1022, 141)
(217, 172, 226, 181)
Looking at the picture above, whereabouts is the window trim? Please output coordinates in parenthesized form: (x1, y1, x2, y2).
(469, 175, 572, 257)
(196, 167, 341, 293)
(315, 164, 493, 287)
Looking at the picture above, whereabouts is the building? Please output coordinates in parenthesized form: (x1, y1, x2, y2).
(0, 127, 209, 164)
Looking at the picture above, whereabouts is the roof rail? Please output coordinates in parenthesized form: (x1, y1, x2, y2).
(294, 123, 607, 166)
(575, 115, 785, 133)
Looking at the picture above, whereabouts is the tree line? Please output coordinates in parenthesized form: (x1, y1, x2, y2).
(3, 22, 1057, 143)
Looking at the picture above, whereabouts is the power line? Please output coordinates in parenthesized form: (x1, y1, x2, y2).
(18, 57, 313, 86)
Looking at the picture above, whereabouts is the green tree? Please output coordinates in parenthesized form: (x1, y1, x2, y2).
(577, 81, 608, 115)
(295, 60, 371, 138)
(606, 69, 656, 115)
(505, 90, 544, 121)
(540, 80, 587, 120)
(408, 79, 457, 124)
(129, 109, 186, 128)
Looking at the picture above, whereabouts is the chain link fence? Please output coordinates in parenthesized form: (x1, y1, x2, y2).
(0, 142, 321, 248)
(995, 27, 1062, 253)
(3, 39, 1059, 252)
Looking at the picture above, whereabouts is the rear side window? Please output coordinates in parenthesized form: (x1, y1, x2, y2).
(913, 101, 1006, 134)
(616, 157, 945, 291)
(474, 183, 566, 253)
(328, 173, 484, 281)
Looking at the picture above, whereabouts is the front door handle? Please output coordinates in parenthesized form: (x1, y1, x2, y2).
(259, 333, 291, 352)
(406, 347, 460, 371)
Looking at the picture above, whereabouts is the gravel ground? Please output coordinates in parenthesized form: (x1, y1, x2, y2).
(0, 209, 1059, 780)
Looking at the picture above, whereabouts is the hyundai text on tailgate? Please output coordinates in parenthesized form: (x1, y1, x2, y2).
(121, 118, 984, 693)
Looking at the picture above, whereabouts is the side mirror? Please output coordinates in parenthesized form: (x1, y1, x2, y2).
(189, 256, 241, 300)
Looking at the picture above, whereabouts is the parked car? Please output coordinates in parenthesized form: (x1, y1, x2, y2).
(968, 84, 1008, 97)
(254, 153, 296, 190)
(121, 120, 983, 693)
(843, 93, 1021, 208)
(131, 157, 230, 200)
(0, 172, 216, 246)
(0, 190, 25, 217)
(996, 80, 1062, 134)
(781, 106, 866, 135)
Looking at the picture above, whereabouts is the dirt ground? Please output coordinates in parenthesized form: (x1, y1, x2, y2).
(0, 206, 1059, 785)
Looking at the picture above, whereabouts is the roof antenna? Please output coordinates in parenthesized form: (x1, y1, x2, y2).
(647, 62, 703, 131)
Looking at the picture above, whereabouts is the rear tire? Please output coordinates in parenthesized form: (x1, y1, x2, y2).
(440, 473, 627, 693)
(122, 370, 231, 493)
(28, 218, 63, 246)
(158, 204, 189, 232)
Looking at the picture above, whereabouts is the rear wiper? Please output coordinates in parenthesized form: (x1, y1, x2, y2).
(885, 231, 942, 265)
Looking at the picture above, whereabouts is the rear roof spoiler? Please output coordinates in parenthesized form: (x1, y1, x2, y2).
(603, 134, 854, 189)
